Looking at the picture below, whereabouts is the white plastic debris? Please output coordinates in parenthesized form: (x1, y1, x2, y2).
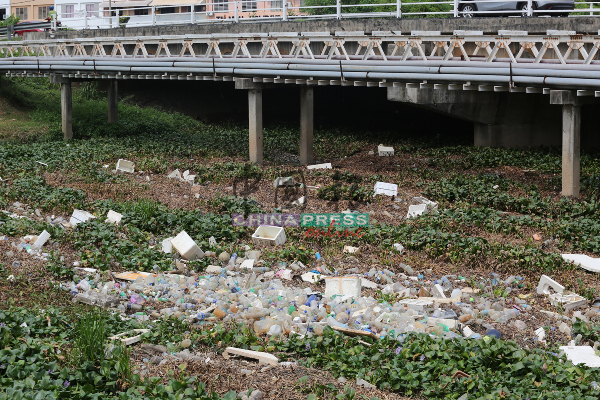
(378, 145, 394, 156)
(109, 329, 150, 346)
(431, 284, 446, 298)
(105, 210, 123, 224)
(70, 209, 96, 226)
(209, 236, 217, 246)
(301, 272, 322, 283)
(535, 327, 546, 341)
(324, 276, 362, 298)
(398, 298, 433, 312)
(252, 225, 286, 246)
(462, 326, 474, 338)
(161, 237, 173, 254)
(562, 254, 600, 273)
(373, 182, 398, 197)
(393, 243, 404, 253)
(32, 230, 50, 249)
(171, 231, 205, 260)
(168, 169, 182, 180)
(306, 163, 332, 170)
(406, 204, 428, 219)
(273, 177, 294, 188)
(292, 196, 306, 206)
(361, 278, 378, 289)
(240, 259, 255, 270)
(412, 196, 439, 213)
(537, 275, 565, 295)
(343, 246, 359, 254)
(223, 347, 278, 365)
(116, 159, 135, 173)
(549, 293, 588, 310)
(559, 346, 600, 367)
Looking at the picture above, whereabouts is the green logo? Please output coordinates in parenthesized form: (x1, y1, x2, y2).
(300, 213, 369, 228)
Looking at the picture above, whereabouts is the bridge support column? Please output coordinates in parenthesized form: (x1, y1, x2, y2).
(108, 80, 118, 123)
(236, 78, 271, 164)
(551, 90, 582, 198)
(300, 86, 314, 165)
(51, 75, 73, 140)
(248, 89, 263, 165)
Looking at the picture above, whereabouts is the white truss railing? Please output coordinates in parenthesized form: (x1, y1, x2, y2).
(42, 0, 600, 32)
(3, 31, 600, 94)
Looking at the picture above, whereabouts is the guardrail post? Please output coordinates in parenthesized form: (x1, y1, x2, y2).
(283, 1, 288, 21)
(336, 0, 341, 19)
(453, 0, 458, 17)
(191, 7, 195, 23)
(84, 14, 88, 29)
(235, 1, 239, 22)
(6, 25, 12, 40)
(152, 7, 156, 25)
(396, 0, 401, 18)
(527, 0, 532, 16)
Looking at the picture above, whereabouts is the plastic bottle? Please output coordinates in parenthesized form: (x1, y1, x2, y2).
(126, 302, 142, 311)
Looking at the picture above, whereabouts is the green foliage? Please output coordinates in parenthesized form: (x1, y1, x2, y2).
(0, 177, 86, 212)
(72, 310, 108, 366)
(0, 14, 20, 28)
(317, 182, 373, 203)
(278, 329, 600, 399)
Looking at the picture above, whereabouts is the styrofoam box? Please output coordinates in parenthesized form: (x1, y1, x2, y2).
(32, 230, 50, 249)
(252, 225, 286, 246)
(306, 163, 332, 170)
(559, 346, 600, 368)
(70, 209, 96, 226)
(105, 210, 123, 224)
(412, 196, 439, 212)
(116, 159, 135, 173)
(171, 230, 205, 260)
(406, 204, 428, 219)
(378, 145, 394, 156)
(399, 299, 433, 312)
(324, 276, 362, 299)
(374, 182, 398, 197)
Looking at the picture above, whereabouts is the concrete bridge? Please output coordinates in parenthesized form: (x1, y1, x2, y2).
(8, 17, 600, 198)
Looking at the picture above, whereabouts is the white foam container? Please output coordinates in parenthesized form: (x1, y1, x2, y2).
(32, 230, 50, 249)
(70, 209, 96, 226)
(116, 159, 135, 173)
(374, 182, 398, 196)
(324, 276, 362, 299)
(406, 204, 428, 218)
(105, 210, 123, 224)
(171, 231, 205, 260)
(378, 145, 394, 156)
(252, 225, 286, 246)
(306, 163, 332, 170)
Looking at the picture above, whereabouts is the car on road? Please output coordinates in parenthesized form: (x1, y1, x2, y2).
(458, 0, 574, 17)
(12, 21, 47, 37)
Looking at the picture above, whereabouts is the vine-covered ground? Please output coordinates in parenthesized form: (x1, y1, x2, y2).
(1, 77, 600, 400)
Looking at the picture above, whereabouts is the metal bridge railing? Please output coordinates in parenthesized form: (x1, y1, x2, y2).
(9, 0, 600, 35)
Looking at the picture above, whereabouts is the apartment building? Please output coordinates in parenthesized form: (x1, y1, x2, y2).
(11, 0, 53, 21)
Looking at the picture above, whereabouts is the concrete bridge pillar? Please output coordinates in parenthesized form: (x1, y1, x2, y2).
(550, 90, 582, 198)
(108, 80, 118, 123)
(300, 86, 314, 165)
(51, 75, 72, 140)
(236, 78, 264, 164)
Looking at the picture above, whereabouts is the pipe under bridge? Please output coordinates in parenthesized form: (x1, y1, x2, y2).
(3, 30, 600, 198)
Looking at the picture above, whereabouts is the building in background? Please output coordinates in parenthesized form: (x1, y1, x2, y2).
(11, 0, 53, 21)
(0, 0, 9, 20)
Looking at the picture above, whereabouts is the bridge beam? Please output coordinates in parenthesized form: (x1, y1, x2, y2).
(300, 86, 314, 165)
(108, 80, 118, 123)
(550, 90, 582, 198)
